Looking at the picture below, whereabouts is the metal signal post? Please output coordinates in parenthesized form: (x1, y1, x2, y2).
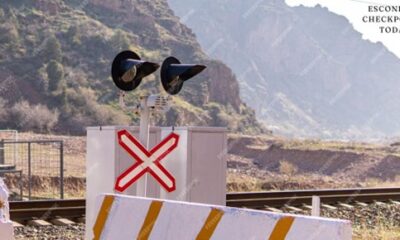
(119, 93, 171, 196)
(138, 96, 150, 196)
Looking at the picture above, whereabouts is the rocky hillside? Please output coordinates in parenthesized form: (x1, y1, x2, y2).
(169, 0, 400, 139)
(0, 0, 264, 134)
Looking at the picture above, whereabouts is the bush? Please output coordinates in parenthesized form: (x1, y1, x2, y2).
(63, 113, 91, 134)
(66, 25, 81, 45)
(0, 23, 19, 45)
(110, 29, 130, 52)
(279, 160, 298, 175)
(9, 101, 59, 132)
(0, 98, 8, 125)
(91, 105, 130, 126)
(47, 60, 65, 92)
(42, 35, 62, 62)
(62, 87, 130, 133)
(35, 65, 49, 93)
(63, 105, 130, 134)
(0, 9, 4, 20)
(205, 102, 230, 127)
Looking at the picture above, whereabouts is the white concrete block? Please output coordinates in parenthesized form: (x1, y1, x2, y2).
(86, 126, 227, 240)
(86, 126, 161, 240)
(160, 127, 227, 205)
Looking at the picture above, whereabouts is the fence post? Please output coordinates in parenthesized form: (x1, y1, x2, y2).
(0, 139, 4, 165)
(60, 141, 64, 199)
(28, 142, 31, 200)
(312, 195, 320, 217)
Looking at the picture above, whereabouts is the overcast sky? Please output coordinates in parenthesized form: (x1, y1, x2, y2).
(286, 0, 400, 58)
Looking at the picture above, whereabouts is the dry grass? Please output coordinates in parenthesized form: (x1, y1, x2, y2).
(226, 171, 359, 192)
(279, 160, 298, 175)
(229, 133, 399, 157)
(227, 173, 264, 192)
(354, 227, 400, 240)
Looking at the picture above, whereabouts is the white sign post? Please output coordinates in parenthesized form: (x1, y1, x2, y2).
(137, 96, 150, 197)
(119, 94, 171, 197)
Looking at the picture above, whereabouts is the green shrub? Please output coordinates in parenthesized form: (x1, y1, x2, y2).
(109, 29, 130, 52)
(47, 60, 65, 92)
(66, 25, 81, 45)
(0, 23, 19, 45)
(42, 35, 62, 62)
(0, 98, 8, 125)
(0, 9, 5, 20)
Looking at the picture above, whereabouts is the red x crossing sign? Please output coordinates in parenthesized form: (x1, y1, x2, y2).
(115, 130, 179, 192)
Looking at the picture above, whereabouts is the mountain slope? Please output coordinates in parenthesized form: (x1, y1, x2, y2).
(168, 0, 400, 139)
(0, 0, 264, 134)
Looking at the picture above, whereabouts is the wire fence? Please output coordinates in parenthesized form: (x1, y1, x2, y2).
(0, 130, 18, 164)
(0, 139, 64, 200)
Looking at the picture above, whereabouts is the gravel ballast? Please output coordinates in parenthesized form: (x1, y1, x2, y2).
(13, 203, 400, 239)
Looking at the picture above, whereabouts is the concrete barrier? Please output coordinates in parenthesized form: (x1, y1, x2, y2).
(91, 194, 351, 240)
(0, 178, 14, 240)
(0, 222, 14, 240)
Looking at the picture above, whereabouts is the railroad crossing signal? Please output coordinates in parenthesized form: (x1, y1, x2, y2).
(111, 50, 206, 94)
(161, 56, 206, 95)
(111, 51, 160, 91)
(115, 130, 179, 192)
(111, 50, 205, 196)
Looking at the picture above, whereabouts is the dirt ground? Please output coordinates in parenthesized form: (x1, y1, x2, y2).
(227, 134, 400, 192)
(7, 132, 400, 196)
(5, 132, 400, 238)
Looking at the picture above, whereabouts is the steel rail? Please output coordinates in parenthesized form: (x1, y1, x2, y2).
(9, 188, 400, 222)
(227, 187, 400, 200)
(226, 193, 400, 208)
(9, 199, 85, 222)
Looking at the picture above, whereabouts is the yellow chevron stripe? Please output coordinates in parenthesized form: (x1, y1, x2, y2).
(268, 216, 295, 240)
(93, 195, 115, 240)
(196, 208, 224, 240)
(137, 201, 163, 240)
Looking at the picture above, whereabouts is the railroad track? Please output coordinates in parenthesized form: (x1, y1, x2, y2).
(226, 187, 400, 209)
(10, 199, 85, 223)
(9, 187, 400, 223)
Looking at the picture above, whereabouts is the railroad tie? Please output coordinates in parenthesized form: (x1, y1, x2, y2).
(374, 201, 386, 206)
(51, 218, 75, 226)
(390, 200, 400, 205)
(302, 204, 313, 210)
(338, 202, 354, 209)
(355, 201, 368, 207)
(28, 219, 52, 226)
(321, 204, 337, 210)
(264, 206, 283, 213)
(284, 205, 303, 213)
